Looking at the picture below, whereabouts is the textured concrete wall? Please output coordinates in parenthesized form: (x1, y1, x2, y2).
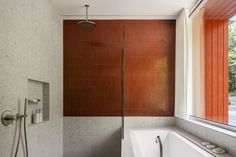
(63, 117, 122, 157)
(0, 0, 63, 157)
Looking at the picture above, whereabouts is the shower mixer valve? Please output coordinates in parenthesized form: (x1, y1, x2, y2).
(1, 98, 39, 126)
(1, 110, 27, 126)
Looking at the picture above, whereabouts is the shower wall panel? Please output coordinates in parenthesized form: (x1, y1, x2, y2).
(64, 20, 123, 116)
(0, 1, 63, 156)
(124, 20, 175, 116)
(63, 20, 175, 116)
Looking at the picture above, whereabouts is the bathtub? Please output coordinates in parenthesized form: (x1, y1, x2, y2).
(130, 128, 214, 157)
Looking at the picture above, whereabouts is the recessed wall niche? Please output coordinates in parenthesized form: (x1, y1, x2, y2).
(28, 79, 49, 126)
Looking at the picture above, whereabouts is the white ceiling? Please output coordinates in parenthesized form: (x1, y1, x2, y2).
(50, 0, 198, 19)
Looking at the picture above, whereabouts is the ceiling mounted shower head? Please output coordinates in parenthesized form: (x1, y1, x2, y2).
(78, 5, 96, 29)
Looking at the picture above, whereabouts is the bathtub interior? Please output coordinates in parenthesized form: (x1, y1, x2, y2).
(130, 129, 215, 157)
(130, 129, 170, 157)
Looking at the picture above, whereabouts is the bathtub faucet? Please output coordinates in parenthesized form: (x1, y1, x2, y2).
(156, 136, 163, 157)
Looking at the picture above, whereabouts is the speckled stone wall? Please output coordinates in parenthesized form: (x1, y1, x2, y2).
(63, 117, 122, 157)
(0, 0, 63, 157)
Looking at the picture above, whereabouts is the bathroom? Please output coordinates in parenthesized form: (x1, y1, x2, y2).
(0, 0, 236, 157)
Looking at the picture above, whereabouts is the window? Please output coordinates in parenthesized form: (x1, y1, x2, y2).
(228, 16, 236, 126)
(190, 0, 236, 127)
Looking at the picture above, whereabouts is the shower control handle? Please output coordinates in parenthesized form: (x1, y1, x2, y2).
(1, 111, 16, 126)
(4, 115, 17, 120)
(1, 110, 27, 126)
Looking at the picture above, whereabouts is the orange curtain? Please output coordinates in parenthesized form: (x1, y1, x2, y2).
(205, 20, 228, 124)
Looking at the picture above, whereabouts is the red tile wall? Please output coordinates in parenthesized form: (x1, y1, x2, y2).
(64, 20, 175, 116)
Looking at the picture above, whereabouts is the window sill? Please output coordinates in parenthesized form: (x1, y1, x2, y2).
(184, 116, 236, 138)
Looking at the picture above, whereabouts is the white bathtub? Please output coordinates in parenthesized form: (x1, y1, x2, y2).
(130, 128, 214, 157)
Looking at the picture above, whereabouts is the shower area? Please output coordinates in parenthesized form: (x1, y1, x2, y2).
(63, 19, 175, 157)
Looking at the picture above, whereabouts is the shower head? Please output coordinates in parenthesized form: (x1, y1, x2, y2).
(78, 5, 96, 29)
(78, 20, 96, 29)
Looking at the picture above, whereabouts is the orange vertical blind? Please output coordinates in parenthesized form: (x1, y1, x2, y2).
(205, 20, 228, 123)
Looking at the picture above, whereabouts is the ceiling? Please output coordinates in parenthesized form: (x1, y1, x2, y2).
(204, 0, 236, 20)
(50, 0, 198, 19)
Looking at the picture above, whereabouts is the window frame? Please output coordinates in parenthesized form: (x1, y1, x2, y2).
(185, 0, 236, 133)
(189, 116, 236, 133)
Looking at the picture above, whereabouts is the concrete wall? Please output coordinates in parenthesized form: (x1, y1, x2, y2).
(63, 117, 122, 157)
(0, 0, 63, 157)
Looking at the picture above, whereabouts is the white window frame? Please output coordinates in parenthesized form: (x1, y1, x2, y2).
(182, 0, 236, 134)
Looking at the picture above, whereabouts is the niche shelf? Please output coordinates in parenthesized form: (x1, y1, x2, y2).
(28, 79, 49, 126)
